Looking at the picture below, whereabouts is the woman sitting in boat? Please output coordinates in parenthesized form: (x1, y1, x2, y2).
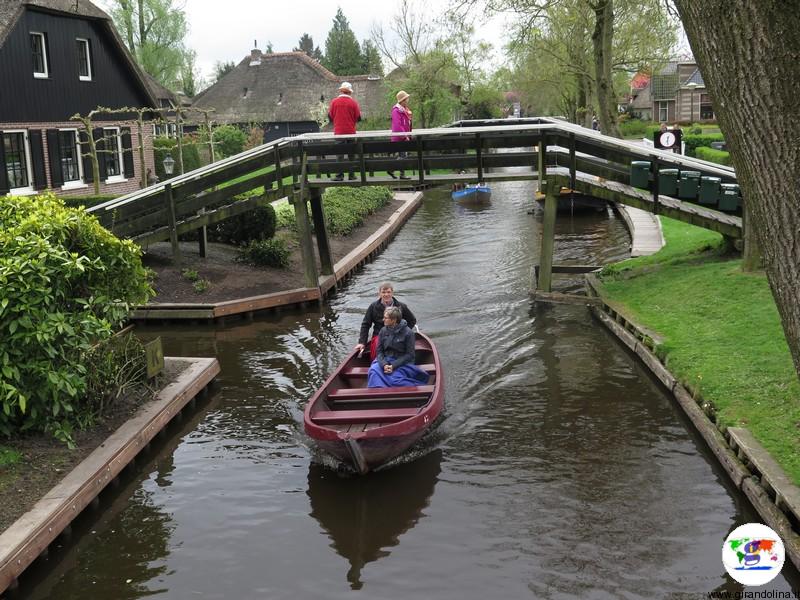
(367, 307, 429, 388)
(355, 282, 416, 360)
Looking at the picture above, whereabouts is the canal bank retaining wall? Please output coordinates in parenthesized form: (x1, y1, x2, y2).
(130, 191, 424, 323)
(0, 357, 220, 594)
(585, 274, 800, 571)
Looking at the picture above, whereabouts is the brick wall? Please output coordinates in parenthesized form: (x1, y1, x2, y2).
(1, 120, 155, 197)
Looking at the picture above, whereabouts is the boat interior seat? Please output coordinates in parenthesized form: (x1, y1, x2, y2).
(312, 407, 420, 424)
(328, 385, 434, 401)
(342, 363, 435, 378)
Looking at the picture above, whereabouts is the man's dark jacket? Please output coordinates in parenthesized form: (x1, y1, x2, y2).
(358, 297, 416, 345)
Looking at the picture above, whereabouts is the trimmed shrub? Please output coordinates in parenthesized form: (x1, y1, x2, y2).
(214, 125, 247, 158)
(273, 186, 393, 235)
(274, 200, 295, 229)
(619, 119, 652, 137)
(238, 237, 291, 268)
(0, 193, 153, 442)
(208, 193, 277, 245)
(695, 146, 731, 166)
(683, 133, 725, 157)
(61, 194, 119, 209)
(153, 136, 204, 180)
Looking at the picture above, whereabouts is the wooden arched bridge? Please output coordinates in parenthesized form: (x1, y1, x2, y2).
(88, 117, 741, 294)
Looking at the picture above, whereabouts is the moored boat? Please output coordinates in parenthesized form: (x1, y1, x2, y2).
(452, 184, 491, 204)
(304, 332, 444, 474)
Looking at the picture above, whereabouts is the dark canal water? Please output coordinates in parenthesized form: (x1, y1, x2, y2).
(15, 180, 799, 599)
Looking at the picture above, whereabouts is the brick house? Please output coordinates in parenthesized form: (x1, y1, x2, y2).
(191, 49, 386, 143)
(647, 61, 715, 124)
(0, 0, 159, 198)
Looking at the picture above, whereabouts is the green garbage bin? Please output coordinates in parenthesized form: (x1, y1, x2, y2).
(698, 176, 721, 206)
(630, 161, 650, 189)
(678, 171, 701, 200)
(719, 183, 740, 211)
(658, 168, 679, 196)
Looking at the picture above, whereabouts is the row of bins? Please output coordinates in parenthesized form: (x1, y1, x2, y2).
(630, 161, 741, 211)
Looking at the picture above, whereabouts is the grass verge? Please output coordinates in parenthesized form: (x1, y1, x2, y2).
(597, 217, 800, 483)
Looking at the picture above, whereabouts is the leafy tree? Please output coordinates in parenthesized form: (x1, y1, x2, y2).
(673, 0, 800, 381)
(361, 39, 384, 75)
(213, 125, 247, 158)
(295, 33, 324, 61)
(180, 48, 201, 97)
(213, 60, 236, 82)
(107, 0, 191, 90)
(323, 8, 363, 74)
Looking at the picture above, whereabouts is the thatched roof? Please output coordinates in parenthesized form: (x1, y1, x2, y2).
(0, 0, 157, 106)
(192, 51, 386, 124)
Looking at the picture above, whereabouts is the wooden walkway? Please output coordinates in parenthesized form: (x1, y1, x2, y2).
(615, 204, 665, 257)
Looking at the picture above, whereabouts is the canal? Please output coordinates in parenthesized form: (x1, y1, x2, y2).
(15, 181, 799, 598)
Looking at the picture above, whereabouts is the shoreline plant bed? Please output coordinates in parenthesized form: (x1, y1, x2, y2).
(597, 217, 800, 483)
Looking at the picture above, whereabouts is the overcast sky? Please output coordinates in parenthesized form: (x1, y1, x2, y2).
(95, 0, 511, 83)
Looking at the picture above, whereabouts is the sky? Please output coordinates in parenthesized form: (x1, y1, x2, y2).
(95, 0, 512, 84)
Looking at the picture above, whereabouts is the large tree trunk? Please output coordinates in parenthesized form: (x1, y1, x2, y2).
(674, 0, 800, 378)
(591, 0, 621, 137)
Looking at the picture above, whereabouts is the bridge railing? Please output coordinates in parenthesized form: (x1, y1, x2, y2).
(86, 120, 739, 246)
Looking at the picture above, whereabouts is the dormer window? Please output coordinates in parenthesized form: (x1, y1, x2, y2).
(77, 38, 92, 81)
(320, 94, 325, 102)
(31, 32, 48, 78)
(243, 87, 248, 98)
(277, 93, 282, 105)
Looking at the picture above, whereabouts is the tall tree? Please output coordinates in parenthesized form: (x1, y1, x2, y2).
(295, 33, 324, 61)
(673, 1, 800, 381)
(323, 8, 363, 74)
(361, 39, 384, 75)
(107, 0, 190, 90)
(213, 60, 236, 83)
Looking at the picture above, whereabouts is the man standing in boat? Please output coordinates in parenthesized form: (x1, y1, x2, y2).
(355, 282, 417, 360)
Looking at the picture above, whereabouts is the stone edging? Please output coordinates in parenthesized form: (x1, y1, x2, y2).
(130, 191, 424, 322)
(0, 357, 220, 594)
(585, 273, 800, 570)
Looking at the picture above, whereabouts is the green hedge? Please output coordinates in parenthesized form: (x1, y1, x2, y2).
(0, 194, 153, 442)
(153, 136, 203, 180)
(237, 238, 291, 268)
(683, 133, 725, 157)
(273, 187, 393, 235)
(209, 192, 277, 245)
(694, 146, 731, 166)
(61, 194, 119, 209)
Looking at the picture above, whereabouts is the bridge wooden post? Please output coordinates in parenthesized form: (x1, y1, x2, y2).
(164, 183, 182, 266)
(309, 186, 334, 277)
(293, 152, 319, 290)
(416, 137, 425, 184)
(569, 133, 576, 192)
(476, 133, 483, 181)
(538, 135, 546, 190)
(538, 180, 558, 292)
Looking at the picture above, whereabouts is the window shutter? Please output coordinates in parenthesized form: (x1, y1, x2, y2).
(93, 127, 106, 179)
(0, 131, 8, 195)
(28, 130, 47, 190)
(121, 127, 134, 177)
(79, 130, 93, 183)
(46, 129, 63, 187)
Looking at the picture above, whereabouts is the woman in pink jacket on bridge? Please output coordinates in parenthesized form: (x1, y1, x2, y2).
(388, 90, 412, 180)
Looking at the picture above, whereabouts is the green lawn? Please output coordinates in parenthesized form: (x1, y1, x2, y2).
(598, 217, 800, 483)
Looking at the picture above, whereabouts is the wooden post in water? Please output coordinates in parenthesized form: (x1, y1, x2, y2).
(538, 135, 546, 190)
(165, 183, 181, 265)
(309, 186, 333, 276)
(538, 180, 558, 292)
(293, 152, 319, 289)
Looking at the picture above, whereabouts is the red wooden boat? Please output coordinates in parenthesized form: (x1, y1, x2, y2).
(304, 332, 444, 474)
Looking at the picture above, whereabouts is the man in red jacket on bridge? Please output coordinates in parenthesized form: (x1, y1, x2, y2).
(328, 81, 361, 181)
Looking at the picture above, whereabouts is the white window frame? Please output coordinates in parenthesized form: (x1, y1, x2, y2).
(658, 101, 668, 122)
(77, 38, 92, 81)
(58, 128, 87, 190)
(3, 130, 35, 196)
(30, 32, 49, 79)
(103, 127, 126, 183)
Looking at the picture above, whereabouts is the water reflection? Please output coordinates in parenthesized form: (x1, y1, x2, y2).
(307, 449, 442, 589)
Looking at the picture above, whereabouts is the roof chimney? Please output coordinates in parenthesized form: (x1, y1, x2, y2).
(250, 42, 262, 67)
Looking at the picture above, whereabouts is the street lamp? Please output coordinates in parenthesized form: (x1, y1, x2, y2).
(162, 153, 175, 176)
(686, 82, 698, 125)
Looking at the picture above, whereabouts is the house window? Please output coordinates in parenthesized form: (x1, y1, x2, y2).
(658, 101, 668, 122)
(77, 38, 92, 81)
(103, 127, 124, 180)
(31, 32, 48, 78)
(58, 130, 83, 183)
(3, 131, 33, 192)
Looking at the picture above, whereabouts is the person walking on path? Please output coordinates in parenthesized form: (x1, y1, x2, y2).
(328, 81, 361, 181)
(388, 90, 412, 180)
